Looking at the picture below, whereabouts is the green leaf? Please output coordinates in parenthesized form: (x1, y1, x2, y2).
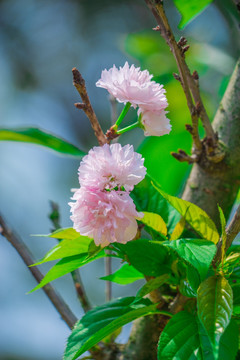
(34, 227, 80, 240)
(100, 263, 144, 284)
(218, 320, 239, 360)
(197, 275, 233, 358)
(32, 236, 92, 266)
(131, 174, 180, 233)
(179, 280, 196, 298)
(164, 238, 217, 281)
(87, 240, 102, 259)
(170, 217, 185, 241)
(232, 286, 240, 316)
(0, 128, 85, 157)
(158, 311, 238, 360)
(136, 274, 169, 299)
(139, 211, 168, 237)
(152, 183, 219, 244)
(187, 266, 201, 292)
(29, 252, 105, 293)
(158, 311, 201, 360)
(64, 297, 171, 360)
(116, 239, 169, 277)
(173, 0, 213, 29)
(218, 205, 227, 266)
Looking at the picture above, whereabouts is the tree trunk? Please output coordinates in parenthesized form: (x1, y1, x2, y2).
(182, 59, 240, 226)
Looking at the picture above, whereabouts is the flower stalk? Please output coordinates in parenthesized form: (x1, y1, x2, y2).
(116, 121, 140, 135)
(115, 102, 131, 127)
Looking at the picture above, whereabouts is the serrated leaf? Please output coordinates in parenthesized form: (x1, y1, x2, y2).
(136, 274, 169, 299)
(165, 238, 216, 281)
(198, 319, 239, 360)
(139, 211, 168, 237)
(170, 217, 185, 241)
(197, 276, 233, 358)
(116, 239, 169, 277)
(32, 236, 92, 266)
(158, 311, 238, 360)
(173, 0, 213, 29)
(100, 263, 144, 284)
(64, 297, 171, 360)
(0, 128, 85, 157)
(218, 320, 239, 360)
(158, 311, 201, 360)
(152, 183, 219, 244)
(29, 252, 105, 293)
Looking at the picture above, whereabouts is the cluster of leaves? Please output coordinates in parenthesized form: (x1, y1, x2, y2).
(28, 174, 240, 360)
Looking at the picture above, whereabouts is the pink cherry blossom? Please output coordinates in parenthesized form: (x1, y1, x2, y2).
(138, 108, 172, 137)
(69, 188, 142, 247)
(96, 62, 168, 111)
(78, 143, 146, 192)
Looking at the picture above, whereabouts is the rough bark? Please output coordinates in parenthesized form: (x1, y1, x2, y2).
(182, 59, 240, 226)
(119, 58, 240, 360)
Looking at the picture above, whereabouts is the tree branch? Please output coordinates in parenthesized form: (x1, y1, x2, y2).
(146, 0, 202, 152)
(72, 67, 107, 146)
(0, 214, 77, 329)
(146, 0, 220, 155)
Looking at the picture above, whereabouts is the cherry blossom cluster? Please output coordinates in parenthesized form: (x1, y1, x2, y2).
(96, 62, 171, 136)
(69, 143, 146, 247)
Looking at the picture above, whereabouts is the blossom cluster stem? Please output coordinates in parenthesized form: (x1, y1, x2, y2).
(116, 121, 140, 135)
(115, 102, 131, 127)
(145, 0, 217, 151)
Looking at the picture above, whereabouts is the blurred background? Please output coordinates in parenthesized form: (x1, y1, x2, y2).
(0, 0, 239, 359)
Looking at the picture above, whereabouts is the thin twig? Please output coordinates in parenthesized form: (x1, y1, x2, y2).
(186, 69, 216, 140)
(214, 204, 240, 265)
(49, 202, 91, 313)
(105, 251, 112, 302)
(147, 1, 220, 152)
(171, 149, 198, 164)
(147, 1, 202, 152)
(72, 67, 107, 146)
(0, 215, 77, 329)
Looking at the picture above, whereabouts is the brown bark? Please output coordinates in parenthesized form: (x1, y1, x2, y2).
(182, 59, 240, 227)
